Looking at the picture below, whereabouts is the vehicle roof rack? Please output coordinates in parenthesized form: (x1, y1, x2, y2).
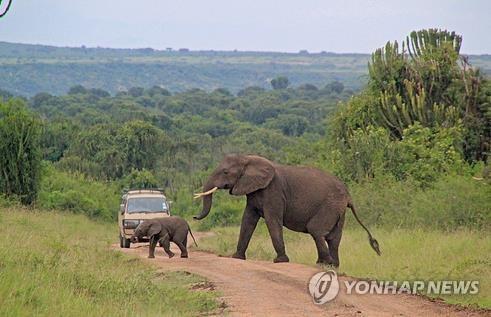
(122, 188, 165, 195)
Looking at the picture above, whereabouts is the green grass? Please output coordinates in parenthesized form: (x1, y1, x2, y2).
(197, 222, 491, 308)
(0, 207, 219, 316)
(346, 175, 491, 230)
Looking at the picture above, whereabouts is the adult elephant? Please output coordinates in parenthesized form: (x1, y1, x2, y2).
(194, 154, 380, 266)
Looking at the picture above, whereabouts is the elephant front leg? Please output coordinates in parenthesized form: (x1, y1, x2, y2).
(148, 235, 158, 258)
(264, 213, 289, 263)
(233, 206, 260, 260)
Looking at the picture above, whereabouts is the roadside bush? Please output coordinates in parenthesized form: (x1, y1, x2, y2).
(388, 123, 465, 186)
(324, 121, 467, 187)
(38, 164, 119, 221)
(328, 126, 392, 182)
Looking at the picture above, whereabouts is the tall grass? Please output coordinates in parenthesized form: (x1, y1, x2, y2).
(347, 174, 490, 230)
(0, 207, 218, 316)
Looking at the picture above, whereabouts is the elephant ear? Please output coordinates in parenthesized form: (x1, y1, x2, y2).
(232, 156, 275, 195)
(147, 222, 163, 238)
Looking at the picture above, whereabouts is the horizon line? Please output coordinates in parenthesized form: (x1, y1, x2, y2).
(1, 41, 489, 57)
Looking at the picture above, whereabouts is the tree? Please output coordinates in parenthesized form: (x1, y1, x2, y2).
(128, 87, 144, 97)
(237, 86, 265, 97)
(333, 29, 489, 163)
(212, 88, 232, 96)
(31, 92, 52, 108)
(120, 120, 169, 172)
(41, 119, 79, 162)
(0, 99, 42, 204)
(368, 29, 489, 161)
(68, 85, 87, 95)
(0, 89, 13, 100)
(122, 168, 159, 189)
(266, 114, 309, 137)
(88, 88, 110, 98)
(298, 84, 318, 91)
(147, 85, 171, 97)
(324, 81, 344, 94)
(271, 76, 289, 90)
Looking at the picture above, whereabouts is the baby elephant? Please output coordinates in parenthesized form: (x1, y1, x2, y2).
(130, 216, 198, 259)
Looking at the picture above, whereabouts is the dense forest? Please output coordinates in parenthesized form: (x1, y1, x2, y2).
(1, 41, 490, 96)
(0, 29, 489, 231)
(2, 76, 350, 205)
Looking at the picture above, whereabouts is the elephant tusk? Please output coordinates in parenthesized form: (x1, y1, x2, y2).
(193, 187, 218, 199)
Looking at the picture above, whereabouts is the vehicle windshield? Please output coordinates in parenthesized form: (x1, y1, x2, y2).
(127, 197, 168, 213)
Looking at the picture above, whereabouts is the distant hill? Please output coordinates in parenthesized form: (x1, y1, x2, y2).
(0, 42, 489, 96)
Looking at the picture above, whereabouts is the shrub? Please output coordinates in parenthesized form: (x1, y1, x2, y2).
(0, 99, 42, 204)
(331, 126, 393, 181)
(325, 118, 467, 186)
(389, 123, 465, 186)
(38, 164, 119, 221)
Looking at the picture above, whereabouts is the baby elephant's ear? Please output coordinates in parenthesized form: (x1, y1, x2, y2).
(148, 222, 163, 238)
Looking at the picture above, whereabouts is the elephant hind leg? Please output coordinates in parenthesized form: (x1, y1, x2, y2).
(175, 241, 188, 258)
(311, 234, 333, 265)
(159, 234, 174, 258)
(307, 208, 342, 266)
(325, 213, 345, 268)
(307, 222, 332, 265)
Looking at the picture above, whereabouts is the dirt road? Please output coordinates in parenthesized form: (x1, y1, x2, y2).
(115, 233, 485, 316)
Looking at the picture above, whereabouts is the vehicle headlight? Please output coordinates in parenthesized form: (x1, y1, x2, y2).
(123, 219, 141, 229)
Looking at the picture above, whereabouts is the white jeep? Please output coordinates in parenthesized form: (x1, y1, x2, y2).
(118, 189, 170, 248)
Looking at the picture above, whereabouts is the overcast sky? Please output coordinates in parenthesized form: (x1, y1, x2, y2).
(0, 0, 489, 54)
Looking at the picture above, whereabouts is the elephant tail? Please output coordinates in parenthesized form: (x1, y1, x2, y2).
(188, 226, 198, 247)
(348, 202, 381, 256)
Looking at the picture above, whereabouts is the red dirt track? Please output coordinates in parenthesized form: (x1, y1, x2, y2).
(114, 233, 486, 316)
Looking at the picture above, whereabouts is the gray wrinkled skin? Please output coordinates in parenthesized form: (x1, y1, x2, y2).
(194, 154, 380, 266)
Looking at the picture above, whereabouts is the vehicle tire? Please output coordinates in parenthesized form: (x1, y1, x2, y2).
(119, 235, 124, 248)
(122, 236, 131, 248)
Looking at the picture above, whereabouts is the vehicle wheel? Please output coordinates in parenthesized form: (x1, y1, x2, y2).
(122, 236, 131, 248)
(119, 235, 123, 248)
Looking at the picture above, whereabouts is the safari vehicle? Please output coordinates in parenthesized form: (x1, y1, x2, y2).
(118, 188, 170, 248)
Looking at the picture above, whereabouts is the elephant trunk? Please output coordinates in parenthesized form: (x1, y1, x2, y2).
(193, 180, 216, 220)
